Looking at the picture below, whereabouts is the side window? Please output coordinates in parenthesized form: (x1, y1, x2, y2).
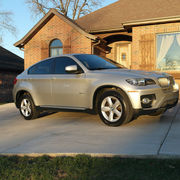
(54, 57, 82, 74)
(28, 59, 54, 74)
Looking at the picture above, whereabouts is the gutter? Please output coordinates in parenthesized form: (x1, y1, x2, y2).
(88, 26, 125, 34)
(19, 47, 24, 51)
(123, 15, 180, 26)
(86, 15, 180, 34)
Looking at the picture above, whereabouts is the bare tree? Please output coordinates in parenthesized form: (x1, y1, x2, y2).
(26, 0, 101, 20)
(0, 11, 16, 43)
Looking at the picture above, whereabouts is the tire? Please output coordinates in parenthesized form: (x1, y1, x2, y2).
(97, 89, 133, 127)
(19, 94, 39, 120)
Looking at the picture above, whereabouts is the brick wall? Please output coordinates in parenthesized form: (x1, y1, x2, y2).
(24, 15, 92, 69)
(0, 71, 20, 103)
(132, 22, 180, 85)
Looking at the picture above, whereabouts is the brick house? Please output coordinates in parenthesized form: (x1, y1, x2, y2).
(0, 46, 24, 103)
(15, 0, 180, 85)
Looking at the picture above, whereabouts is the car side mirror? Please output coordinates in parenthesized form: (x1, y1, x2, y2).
(65, 65, 82, 74)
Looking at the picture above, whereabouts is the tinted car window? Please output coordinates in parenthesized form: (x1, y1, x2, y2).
(74, 54, 123, 70)
(54, 57, 82, 74)
(28, 59, 54, 74)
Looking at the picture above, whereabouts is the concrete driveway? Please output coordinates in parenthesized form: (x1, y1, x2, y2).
(0, 103, 180, 156)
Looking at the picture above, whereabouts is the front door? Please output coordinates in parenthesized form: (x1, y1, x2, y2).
(116, 43, 131, 68)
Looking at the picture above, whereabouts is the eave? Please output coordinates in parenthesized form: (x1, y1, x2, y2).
(14, 9, 97, 48)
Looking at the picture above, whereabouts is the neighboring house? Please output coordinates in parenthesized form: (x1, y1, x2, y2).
(0, 46, 24, 103)
(14, 0, 180, 85)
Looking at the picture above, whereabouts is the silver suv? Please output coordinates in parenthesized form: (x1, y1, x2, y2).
(13, 54, 179, 126)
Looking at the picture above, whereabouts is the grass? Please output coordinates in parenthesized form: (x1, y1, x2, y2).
(0, 155, 180, 180)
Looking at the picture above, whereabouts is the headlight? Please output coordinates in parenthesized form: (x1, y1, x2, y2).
(173, 83, 179, 91)
(126, 78, 156, 86)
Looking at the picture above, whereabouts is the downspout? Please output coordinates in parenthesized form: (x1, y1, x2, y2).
(92, 39, 101, 54)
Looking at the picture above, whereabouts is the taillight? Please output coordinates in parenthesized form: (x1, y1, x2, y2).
(13, 77, 17, 85)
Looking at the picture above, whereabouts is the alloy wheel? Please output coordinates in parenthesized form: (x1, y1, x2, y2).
(101, 96, 123, 122)
(20, 98, 32, 117)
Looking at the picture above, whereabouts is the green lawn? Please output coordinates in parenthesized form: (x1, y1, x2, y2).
(0, 155, 180, 180)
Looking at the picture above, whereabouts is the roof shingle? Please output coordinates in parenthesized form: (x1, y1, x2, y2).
(0, 46, 24, 72)
(76, 0, 180, 32)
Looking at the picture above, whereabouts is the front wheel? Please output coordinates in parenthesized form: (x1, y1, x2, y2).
(97, 90, 133, 126)
(19, 94, 39, 120)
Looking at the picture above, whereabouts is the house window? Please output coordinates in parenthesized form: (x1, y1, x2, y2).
(156, 32, 180, 71)
(50, 39, 63, 57)
(121, 53, 127, 61)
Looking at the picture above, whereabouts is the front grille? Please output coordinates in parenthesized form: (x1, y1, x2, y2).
(158, 77, 174, 87)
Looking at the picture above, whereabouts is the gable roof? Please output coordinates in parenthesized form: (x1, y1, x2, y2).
(14, 9, 97, 48)
(76, 0, 180, 33)
(0, 46, 24, 72)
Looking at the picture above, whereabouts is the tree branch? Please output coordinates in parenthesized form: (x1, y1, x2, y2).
(72, 0, 80, 20)
(64, 0, 71, 16)
(77, 0, 87, 19)
(0, 11, 16, 43)
(26, 0, 101, 19)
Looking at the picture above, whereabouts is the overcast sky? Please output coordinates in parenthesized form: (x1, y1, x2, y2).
(1, 0, 117, 58)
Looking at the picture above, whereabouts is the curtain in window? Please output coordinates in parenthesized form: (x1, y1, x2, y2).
(157, 35, 174, 68)
(50, 39, 63, 57)
(176, 34, 180, 47)
(50, 48, 63, 57)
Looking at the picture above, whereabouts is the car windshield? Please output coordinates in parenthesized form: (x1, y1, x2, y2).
(74, 54, 125, 70)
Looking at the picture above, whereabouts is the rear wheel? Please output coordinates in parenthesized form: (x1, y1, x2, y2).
(97, 90, 133, 126)
(19, 94, 39, 120)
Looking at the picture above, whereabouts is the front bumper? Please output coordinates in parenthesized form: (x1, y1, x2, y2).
(127, 85, 179, 110)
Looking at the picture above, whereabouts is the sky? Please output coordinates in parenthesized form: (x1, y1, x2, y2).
(1, 0, 117, 58)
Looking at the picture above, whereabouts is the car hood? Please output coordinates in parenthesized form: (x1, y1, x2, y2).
(90, 69, 170, 79)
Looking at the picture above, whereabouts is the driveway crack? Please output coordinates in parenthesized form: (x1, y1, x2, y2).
(157, 104, 179, 155)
